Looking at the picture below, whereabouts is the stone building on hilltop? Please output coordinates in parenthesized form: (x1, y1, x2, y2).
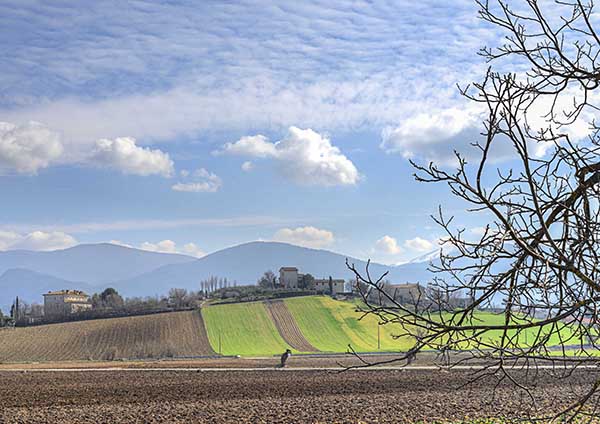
(279, 267, 301, 289)
(43, 290, 92, 319)
(314, 277, 346, 295)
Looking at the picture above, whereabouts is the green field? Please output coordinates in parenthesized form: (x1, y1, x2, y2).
(202, 296, 585, 356)
(202, 301, 292, 356)
(285, 296, 414, 352)
(435, 311, 581, 350)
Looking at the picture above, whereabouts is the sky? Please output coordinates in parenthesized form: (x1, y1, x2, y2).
(0, 0, 585, 264)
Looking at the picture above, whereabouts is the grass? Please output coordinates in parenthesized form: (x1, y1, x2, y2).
(285, 296, 414, 352)
(430, 310, 581, 350)
(202, 301, 292, 356)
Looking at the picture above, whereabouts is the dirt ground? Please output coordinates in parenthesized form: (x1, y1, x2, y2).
(1, 365, 599, 423)
(0, 351, 499, 370)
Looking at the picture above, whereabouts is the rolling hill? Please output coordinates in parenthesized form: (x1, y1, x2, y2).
(0, 310, 214, 362)
(0, 241, 436, 310)
(0, 268, 93, 311)
(114, 241, 434, 297)
(0, 243, 195, 285)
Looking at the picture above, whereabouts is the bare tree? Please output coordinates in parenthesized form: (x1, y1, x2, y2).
(348, 0, 600, 419)
(258, 270, 277, 289)
(168, 288, 188, 309)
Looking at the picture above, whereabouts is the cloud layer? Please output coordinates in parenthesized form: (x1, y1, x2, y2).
(0, 1, 497, 144)
(221, 127, 359, 186)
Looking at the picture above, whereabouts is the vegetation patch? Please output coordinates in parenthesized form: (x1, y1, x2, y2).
(203, 301, 292, 356)
(285, 296, 414, 352)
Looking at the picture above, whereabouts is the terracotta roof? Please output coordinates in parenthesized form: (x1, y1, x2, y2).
(43, 290, 89, 296)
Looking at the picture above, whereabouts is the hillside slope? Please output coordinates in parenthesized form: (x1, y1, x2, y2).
(115, 241, 433, 297)
(285, 296, 414, 352)
(202, 301, 292, 356)
(0, 310, 214, 362)
(0, 268, 93, 311)
(0, 243, 195, 285)
(203, 296, 415, 356)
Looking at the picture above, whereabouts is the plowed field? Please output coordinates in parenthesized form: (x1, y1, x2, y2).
(265, 300, 318, 352)
(1, 368, 597, 423)
(0, 310, 214, 362)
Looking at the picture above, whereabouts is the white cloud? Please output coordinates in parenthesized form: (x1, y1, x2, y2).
(374, 235, 403, 255)
(0, 121, 64, 175)
(381, 89, 600, 166)
(0, 231, 77, 251)
(222, 136, 276, 158)
(273, 226, 335, 249)
(171, 168, 222, 193)
(241, 161, 254, 172)
(181, 242, 205, 257)
(221, 127, 359, 186)
(404, 237, 435, 252)
(139, 239, 205, 257)
(0, 231, 24, 250)
(380, 108, 484, 165)
(140, 240, 176, 253)
(90, 137, 174, 177)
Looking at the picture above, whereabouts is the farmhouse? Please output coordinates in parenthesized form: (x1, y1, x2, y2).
(279, 267, 302, 289)
(43, 290, 92, 318)
(367, 283, 426, 306)
(314, 278, 345, 295)
(279, 267, 347, 295)
(386, 283, 425, 304)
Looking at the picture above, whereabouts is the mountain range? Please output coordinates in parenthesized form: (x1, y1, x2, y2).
(0, 241, 436, 312)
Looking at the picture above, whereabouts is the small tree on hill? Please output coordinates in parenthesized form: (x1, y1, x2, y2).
(258, 270, 277, 289)
(299, 273, 315, 290)
(94, 288, 124, 309)
(168, 288, 188, 309)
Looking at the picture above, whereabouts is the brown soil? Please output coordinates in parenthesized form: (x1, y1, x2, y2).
(0, 310, 215, 361)
(265, 300, 318, 352)
(1, 368, 598, 423)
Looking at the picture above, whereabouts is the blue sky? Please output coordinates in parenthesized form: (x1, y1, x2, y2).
(0, 0, 562, 263)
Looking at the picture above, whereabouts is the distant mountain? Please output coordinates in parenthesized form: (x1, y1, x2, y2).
(0, 243, 195, 285)
(114, 241, 435, 297)
(0, 268, 95, 311)
(405, 248, 442, 264)
(0, 241, 438, 312)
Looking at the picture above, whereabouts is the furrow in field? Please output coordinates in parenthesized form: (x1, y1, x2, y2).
(265, 300, 319, 352)
(0, 310, 215, 362)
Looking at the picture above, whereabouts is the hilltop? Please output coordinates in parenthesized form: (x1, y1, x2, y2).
(0, 241, 435, 308)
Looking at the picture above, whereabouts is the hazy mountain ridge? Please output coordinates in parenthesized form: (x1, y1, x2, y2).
(0, 243, 195, 285)
(113, 241, 435, 297)
(0, 268, 94, 311)
(0, 241, 436, 311)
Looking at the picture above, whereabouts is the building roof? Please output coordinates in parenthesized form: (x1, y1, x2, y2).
(279, 267, 298, 271)
(387, 283, 422, 289)
(43, 289, 89, 297)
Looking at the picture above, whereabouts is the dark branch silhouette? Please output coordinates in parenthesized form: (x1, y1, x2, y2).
(346, 1, 600, 419)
